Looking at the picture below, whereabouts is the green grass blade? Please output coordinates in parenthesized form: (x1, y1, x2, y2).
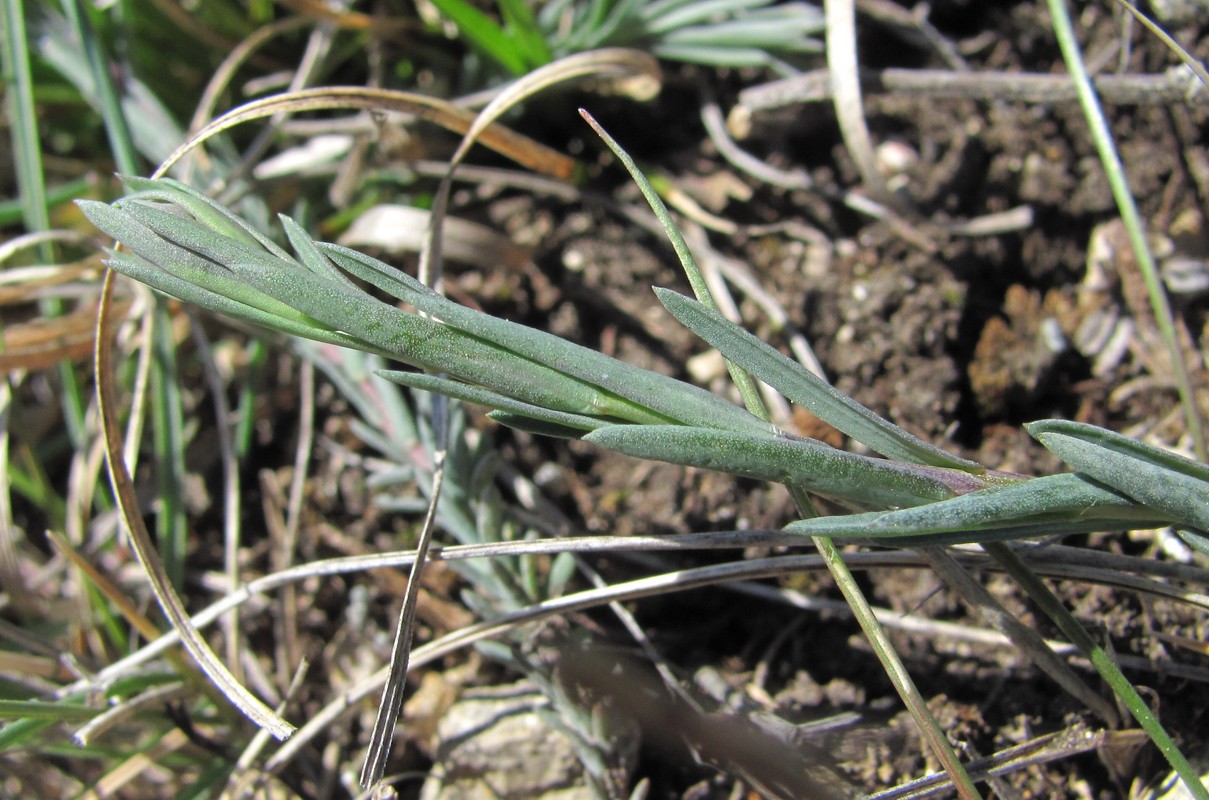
(1, 0, 50, 246)
(428, 0, 527, 75)
(0, 716, 55, 748)
(4, 0, 89, 449)
(585, 425, 974, 508)
(150, 299, 187, 590)
(498, 0, 552, 68)
(61, 0, 137, 175)
(0, 175, 90, 226)
(1026, 419, 1209, 532)
(0, 700, 98, 722)
(580, 111, 769, 421)
(655, 288, 983, 471)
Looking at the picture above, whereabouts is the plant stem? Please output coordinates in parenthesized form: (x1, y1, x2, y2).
(985, 541, 1209, 800)
(796, 489, 983, 800)
(1046, 0, 1206, 461)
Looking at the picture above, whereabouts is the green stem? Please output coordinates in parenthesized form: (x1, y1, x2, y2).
(581, 110, 769, 421)
(1046, 0, 1206, 461)
(798, 490, 983, 800)
(985, 541, 1208, 800)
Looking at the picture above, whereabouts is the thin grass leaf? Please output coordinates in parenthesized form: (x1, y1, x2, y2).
(61, 0, 137, 173)
(1, 0, 49, 243)
(643, 0, 771, 34)
(428, 0, 527, 75)
(486, 412, 603, 439)
(0, 175, 90, 226)
(784, 472, 1173, 545)
(584, 425, 982, 509)
(1114, 0, 1209, 91)
(0, 715, 55, 749)
(498, 0, 552, 67)
(378, 370, 607, 433)
(659, 19, 824, 51)
(4, 0, 89, 450)
(655, 288, 983, 471)
(0, 700, 98, 722)
(320, 243, 768, 431)
(1026, 419, 1209, 533)
(581, 111, 768, 420)
(1046, 0, 1206, 461)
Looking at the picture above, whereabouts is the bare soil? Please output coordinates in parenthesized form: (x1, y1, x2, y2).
(17, 2, 1207, 798)
(376, 4, 1209, 798)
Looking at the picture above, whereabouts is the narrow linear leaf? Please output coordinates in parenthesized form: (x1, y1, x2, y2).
(1027, 419, 1209, 533)
(648, 44, 781, 67)
(377, 370, 606, 433)
(119, 176, 294, 262)
(784, 472, 1173, 546)
(655, 288, 982, 471)
(487, 412, 601, 439)
(585, 425, 971, 509)
(229, 260, 612, 417)
(0, 700, 98, 721)
(580, 111, 768, 419)
(642, 0, 771, 34)
(660, 21, 824, 50)
(320, 243, 770, 433)
(279, 214, 360, 288)
(103, 251, 374, 352)
(78, 200, 338, 333)
(428, 0, 527, 75)
(498, 0, 553, 67)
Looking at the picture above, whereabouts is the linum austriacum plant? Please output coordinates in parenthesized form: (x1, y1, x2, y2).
(79, 104, 1209, 797)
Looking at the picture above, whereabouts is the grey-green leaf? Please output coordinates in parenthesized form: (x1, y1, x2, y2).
(654, 288, 983, 472)
(377, 370, 606, 433)
(584, 425, 974, 509)
(784, 472, 1173, 545)
(1027, 419, 1209, 533)
(321, 243, 773, 433)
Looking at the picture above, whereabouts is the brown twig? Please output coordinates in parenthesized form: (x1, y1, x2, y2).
(736, 65, 1207, 116)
